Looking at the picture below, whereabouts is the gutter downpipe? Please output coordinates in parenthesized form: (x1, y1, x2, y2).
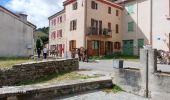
(84, 0, 87, 49)
(150, 0, 153, 47)
(136, 0, 139, 55)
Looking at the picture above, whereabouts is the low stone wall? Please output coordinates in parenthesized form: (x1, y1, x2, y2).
(112, 49, 170, 100)
(112, 68, 142, 96)
(0, 77, 113, 100)
(0, 59, 79, 86)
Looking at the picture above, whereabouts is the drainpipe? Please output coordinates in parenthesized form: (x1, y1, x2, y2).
(150, 0, 153, 47)
(136, 0, 139, 55)
(84, 0, 87, 49)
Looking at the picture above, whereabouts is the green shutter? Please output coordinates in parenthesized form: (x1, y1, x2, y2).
(128, 22, 134, 32)
(128, 5, 134, 15)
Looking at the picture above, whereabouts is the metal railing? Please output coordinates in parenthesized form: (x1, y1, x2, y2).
(87, 27, 112, 37)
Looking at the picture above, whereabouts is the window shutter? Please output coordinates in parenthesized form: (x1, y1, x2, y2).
(63, 44, 65, 53)
(61, 30, 62, 37)
(73, 40, 76, 49)
(69, 41, 71, 51)
(108, 23, 111, 30)
(53, 31, 56, 39)
(116, 24, 119, 33)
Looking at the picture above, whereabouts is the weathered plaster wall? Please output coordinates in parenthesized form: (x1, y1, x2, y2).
(0, 9, 34, 57)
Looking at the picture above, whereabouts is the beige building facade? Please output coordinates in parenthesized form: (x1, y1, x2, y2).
(49, 10, 66, 58)
(49, 0, 123, 57)
(0, 6, 36, 57)
(115, 0, 170, 55)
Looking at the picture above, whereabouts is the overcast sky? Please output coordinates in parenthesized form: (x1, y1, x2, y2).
(0, 0, 64, 28)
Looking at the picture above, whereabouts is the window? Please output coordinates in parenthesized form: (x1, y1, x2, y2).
(114, 42, 121, 50)
(128, 22, 134, 32)
(57, 30, 62, 38)
(70, 20, 77, 31)
(116, 24, 119, 33)
(108, 22, 111, 30)
(51, 31, 56, 39)
(69, 40, 76, 51)
(116, 10, 119, 16)
(92, 40, 99, 49)
(108, 7, 111, 14)
(54, 19, 56, 25)
(128, 5, 134, 15)
(91, 1, 98, 9)
(73, 2, 78, 10)
(60, 16, 62, 23)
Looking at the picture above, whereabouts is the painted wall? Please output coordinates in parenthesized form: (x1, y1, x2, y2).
(0, 10, 34, 57)
(65, 0, 86, 52)
(121, 0, 151, 55)
(49, 12, 66, 58)
(86, 0, 122, 52)
(121, 0, 170, 55)
(152, 0, 170, 51)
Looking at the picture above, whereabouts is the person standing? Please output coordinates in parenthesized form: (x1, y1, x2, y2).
(43, 47, 48, 59)
(37, 48, 41, 58)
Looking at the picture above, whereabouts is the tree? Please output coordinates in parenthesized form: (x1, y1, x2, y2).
(36, 38, 43, 50)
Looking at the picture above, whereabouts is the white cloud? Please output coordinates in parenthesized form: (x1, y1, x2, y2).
(5, 0, 64, 28)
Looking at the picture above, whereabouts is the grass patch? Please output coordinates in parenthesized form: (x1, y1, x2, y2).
(15, 71, 98, 86)
(112, 85, 123, 93)
(0, 58, 33, 69)
(103, 84, 123, 93)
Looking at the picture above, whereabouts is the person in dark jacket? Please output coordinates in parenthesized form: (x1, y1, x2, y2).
(37, 48, 41, 58)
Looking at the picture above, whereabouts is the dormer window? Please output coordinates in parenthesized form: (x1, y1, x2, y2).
(73, 2, 78, 10)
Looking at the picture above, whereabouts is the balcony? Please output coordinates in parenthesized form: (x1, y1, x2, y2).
(87, 27, 112, 38)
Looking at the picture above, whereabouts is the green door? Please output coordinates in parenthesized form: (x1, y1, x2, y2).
(138, 39, 144, 48)
(138, 39, 144, 55)
(123, 40, 134, 55)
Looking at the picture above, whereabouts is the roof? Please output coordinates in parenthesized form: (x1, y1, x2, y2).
(63, 0, 123, 10)
(0, 6, 36, 29)
(114, 0, 136, 4)
(48, 9, 65, 20)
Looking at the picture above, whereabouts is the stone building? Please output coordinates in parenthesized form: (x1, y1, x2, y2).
(0, 6, 36, 57)
(49, 0, 123, 57)
(114, 0, 170, 55)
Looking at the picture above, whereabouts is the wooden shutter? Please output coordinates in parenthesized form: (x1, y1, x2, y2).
(116, 24, 119, 33)
(60, 30, 62, 37)
(73, 40, 76, 49)
(63, 44, 65, 53)
(108, 23, 111, 30)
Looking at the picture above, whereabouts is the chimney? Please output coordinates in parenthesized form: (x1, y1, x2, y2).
(19, 13, 28, 22)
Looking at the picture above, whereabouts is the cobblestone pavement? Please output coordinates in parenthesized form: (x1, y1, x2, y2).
(56, 90, 149, 100)
(79, 60, 170, 72)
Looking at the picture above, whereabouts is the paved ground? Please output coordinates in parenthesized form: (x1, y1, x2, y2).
(79, 60, 170, 72)
(56, 90, 149, 100)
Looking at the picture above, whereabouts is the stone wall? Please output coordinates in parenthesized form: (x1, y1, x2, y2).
(113, 49, 170, 100)
(0, 59, 79, 86)
(0, 77, 113, 100)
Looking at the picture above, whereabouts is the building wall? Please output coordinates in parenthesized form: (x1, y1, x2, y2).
(121, 0, 170, 55)
(122, 0, 151, 55)
(49, 12, 66, 58)
(152, 0, 170, 51)
(0, 10, 34, 57)
(65, 0, 86, 52)
(86, 0, 122, 53)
